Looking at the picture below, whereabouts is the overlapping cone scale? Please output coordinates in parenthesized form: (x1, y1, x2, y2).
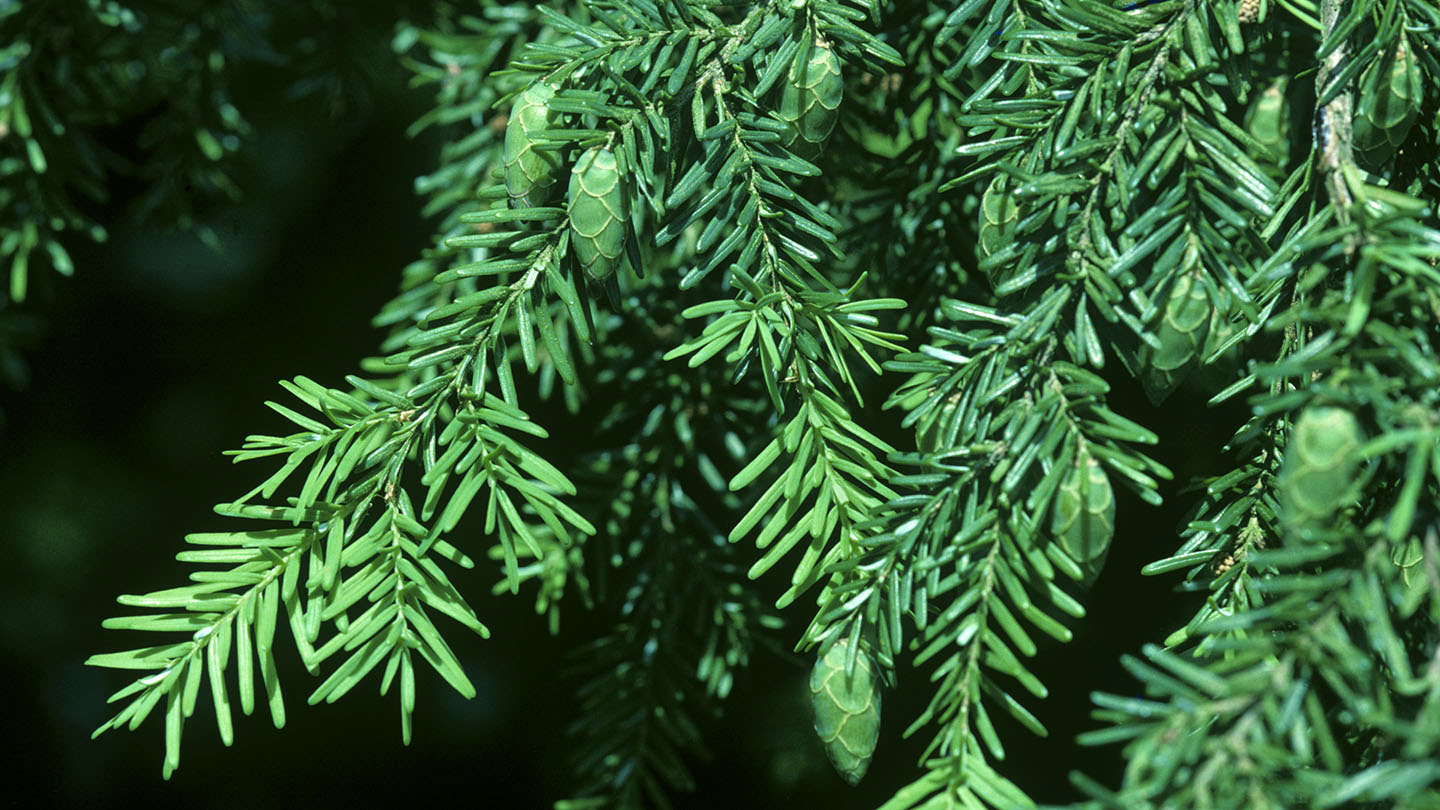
(1140, 268, 1213, 404)
(809, 637, 881, 786)
(1279, 406, 1364, 534)
(779, 38, 843, 158)
(567, 146, 626, 280)
(1354, 36, 1423, 171)
(1051, 453, 1115, 580)
(504, 82, 561, 209)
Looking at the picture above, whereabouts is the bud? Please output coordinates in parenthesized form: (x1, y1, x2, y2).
(810, 636, 881, 785)
(567, 146, 627, 280)
(504, 83, 561, 208)
(779, 38, 843, 159)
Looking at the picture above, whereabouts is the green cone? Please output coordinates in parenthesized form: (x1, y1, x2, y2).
(979, 174, 1029, 294)
(1244, 76, 1291, 170)
(979, 174, 1018, 258)
(567, 146, 627, 280)
(810, 637, 881, 786)
(504, 82, 560, 209)
(1196, 306, 1242, 391)
(1279, 406, 1364, 535)
(1051, 452, 1115, 583)
(779, 38, 843, 159)
(1353, 36, 1423, 172)
(1140, 268, 1213, 404)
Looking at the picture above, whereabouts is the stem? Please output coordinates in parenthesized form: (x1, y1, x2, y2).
(1315, 0, 1355, 231)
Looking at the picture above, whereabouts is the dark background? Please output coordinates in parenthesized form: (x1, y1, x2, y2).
(0, 28, 1238, 810)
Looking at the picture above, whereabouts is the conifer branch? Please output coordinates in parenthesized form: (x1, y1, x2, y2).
(73, 0, 1440, 806)
(556, 297, 781, 810)
(88, 5, 605, 775)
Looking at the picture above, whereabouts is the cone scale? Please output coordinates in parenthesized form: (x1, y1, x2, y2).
(809, 637, 881, 785)
(504, 82, 561, 209)
(778, 38, 843, 159)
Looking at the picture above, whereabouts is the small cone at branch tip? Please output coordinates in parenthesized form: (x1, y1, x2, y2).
(1050, 452, 1115, 582)
(809, 637, 881, 785)
(504, 82, 560, 209)
(567, 146, 627, 280)
(979, 174, 1019, 259)
(979, 174, 1032, 294)
(1140, 268, 1214, 404)
(1279, 406, 1364, 535)
(779, 37, 843, 159)
(1196, 306, 1243, 391)
(1353, 35, 1423, 172)
(1244, 76, 1291, 168)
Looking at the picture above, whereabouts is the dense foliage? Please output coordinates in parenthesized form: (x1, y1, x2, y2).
(4, 0, 1433, 806)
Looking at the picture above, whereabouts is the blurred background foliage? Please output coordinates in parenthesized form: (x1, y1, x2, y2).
(0, 2, 1245, 807)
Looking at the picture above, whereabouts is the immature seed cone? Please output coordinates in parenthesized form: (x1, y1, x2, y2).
(1196, 306, 1243, 391)
(1353, 36, 1423, 172)
(1244, 76, 1291, 168)
(810, 637, 881, 786)
(504, 82, 560, 208)
(1279, 406, 1364, 536)
(1050, 452, 1115, 583)
(1139, 268, 1214, 404)
(567, 146, 627, 280)
(779, 38, 843, 159)
(979, 174, 1018, 258)
(979, 174, 1030, 294)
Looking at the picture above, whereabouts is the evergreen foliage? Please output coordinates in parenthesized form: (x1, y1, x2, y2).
(32, 0, 1439, 806)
